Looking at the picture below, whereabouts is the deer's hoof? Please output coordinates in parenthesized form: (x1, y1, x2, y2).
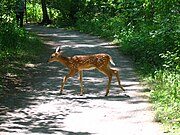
(59, 92, 64, 95)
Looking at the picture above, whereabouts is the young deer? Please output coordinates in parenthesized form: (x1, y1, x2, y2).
(47, 47, 125, 96)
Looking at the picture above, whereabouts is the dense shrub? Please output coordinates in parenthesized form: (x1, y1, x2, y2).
(76, 13, 179, 71)
(0, 22, 28, 51)
(26, 2, 42, 22)
(149, 70, 180, 132)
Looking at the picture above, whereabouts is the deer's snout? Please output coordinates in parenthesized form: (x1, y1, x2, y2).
(47, 58, 54, 63)
(47, 59, 51, 63)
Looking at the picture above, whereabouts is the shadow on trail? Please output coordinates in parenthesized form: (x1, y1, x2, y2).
(0, 60, 131, 134)
(60, 94, 130, 101)
(0, 25, 154, 135)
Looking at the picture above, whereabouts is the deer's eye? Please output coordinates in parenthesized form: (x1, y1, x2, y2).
(50, 56, 54, 59)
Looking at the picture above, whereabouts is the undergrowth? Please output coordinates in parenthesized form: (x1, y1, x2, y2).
(0, 22, 46, 93)
(147, 70, 180, 133)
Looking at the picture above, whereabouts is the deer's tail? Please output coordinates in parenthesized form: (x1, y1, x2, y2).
(110, 56, 115, 66)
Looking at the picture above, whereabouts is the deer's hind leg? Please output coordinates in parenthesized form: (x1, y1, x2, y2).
(111, 68, 125, 91)
(97, 66, 113, 96)
(79, 70, 84, 96)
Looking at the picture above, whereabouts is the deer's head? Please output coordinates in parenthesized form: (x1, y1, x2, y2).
(47, 46, 63, 63)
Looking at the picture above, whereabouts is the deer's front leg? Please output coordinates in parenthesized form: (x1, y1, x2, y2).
(105, 75, 112, 96)
(60, 70, 78, 94)
(79, 70, 84, 96)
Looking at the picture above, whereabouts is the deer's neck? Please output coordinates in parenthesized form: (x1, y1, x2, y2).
(58, 55, 70, 67)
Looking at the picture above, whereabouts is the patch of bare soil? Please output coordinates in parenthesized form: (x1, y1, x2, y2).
(0, 25, 164, 135)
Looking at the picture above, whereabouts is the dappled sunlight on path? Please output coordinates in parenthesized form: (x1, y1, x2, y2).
(0, 25, 163, 135)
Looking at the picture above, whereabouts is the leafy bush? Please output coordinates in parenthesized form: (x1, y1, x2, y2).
(26, 2, 59, 23)
(160, 51, 180, 72)
(26, 3, 42, 22)
(0, 21, 45, 94)
(0, 21, 44, 65)
(148, 70, 180, 132)
(0, 22, 27, 51)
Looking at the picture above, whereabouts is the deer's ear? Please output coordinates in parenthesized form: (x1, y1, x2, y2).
(55, 46, 61, 53)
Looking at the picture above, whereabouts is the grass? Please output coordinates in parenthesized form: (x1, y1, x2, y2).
(0, 28, 47, 94)
(145, 70, 180, 133)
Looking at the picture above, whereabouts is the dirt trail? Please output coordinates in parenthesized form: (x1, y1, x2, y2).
(0, 25, 163, 135)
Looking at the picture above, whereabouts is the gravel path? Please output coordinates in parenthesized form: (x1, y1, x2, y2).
(0, 25, 163, 135)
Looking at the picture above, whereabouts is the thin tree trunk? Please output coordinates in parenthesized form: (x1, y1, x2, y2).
(25, 0, 27, 23)
(41, 0, 51, 24)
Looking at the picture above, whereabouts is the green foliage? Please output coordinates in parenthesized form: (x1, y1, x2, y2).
(26, 2, 42, 22)
(160, 50, 180, 72)
(76, 13, 124, 39)
(0, 21, 45, 93)
(26, 1, 59, 23)
(148, 70, 180, 133)
(76, 13, 179, 71)
(50, 0, 86, 26)
(0, 22, 27, 51)
(0, 21, 44, 65)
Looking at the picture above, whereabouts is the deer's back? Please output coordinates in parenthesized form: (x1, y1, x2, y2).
(68, 54, 111, 70)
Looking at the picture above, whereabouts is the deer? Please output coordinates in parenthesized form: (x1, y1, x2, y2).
(47, 46, 125, 96)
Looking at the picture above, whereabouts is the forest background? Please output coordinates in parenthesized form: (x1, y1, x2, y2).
(0, 0, 179, 133)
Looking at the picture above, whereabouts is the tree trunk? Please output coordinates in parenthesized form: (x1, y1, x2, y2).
(41, 0, 51, 24)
